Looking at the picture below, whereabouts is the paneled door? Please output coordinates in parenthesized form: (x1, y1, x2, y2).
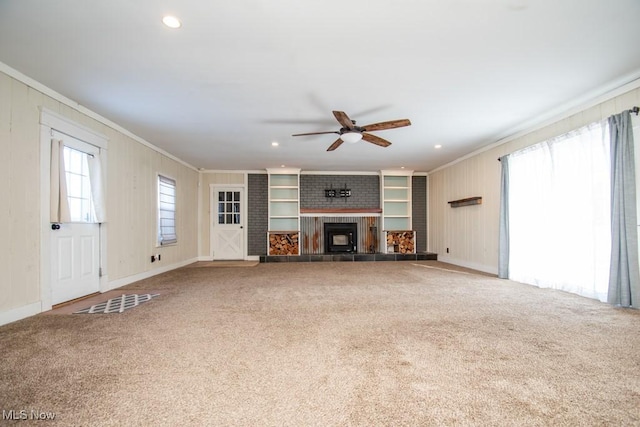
(51, 223, 99, 304)
(50, 133, 100, 305)
(211, 188, 245, 260)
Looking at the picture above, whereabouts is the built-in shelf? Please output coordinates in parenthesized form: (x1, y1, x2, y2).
(381, 172, 412, 233)
(267, 168, 301, 255)
(448, 197, 482, 208)
(268, 231, 299, 255)
(380, 170, 414, 254)
(385, 230, 416, 254)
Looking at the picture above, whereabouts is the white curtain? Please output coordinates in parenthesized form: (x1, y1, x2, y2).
(508, 122, 611, 301)
(87, 151, 106, 223)
(50, 139, 71, 223)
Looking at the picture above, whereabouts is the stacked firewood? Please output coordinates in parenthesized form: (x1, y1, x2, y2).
(386, 231, 415, 254)
(269, 233, 299, 255)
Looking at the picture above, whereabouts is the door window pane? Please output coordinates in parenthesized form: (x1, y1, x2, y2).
(217, 191, 241, 224)
(63, 146, 95, 223)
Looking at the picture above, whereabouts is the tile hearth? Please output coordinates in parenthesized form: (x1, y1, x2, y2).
(259, 252, 437, 263)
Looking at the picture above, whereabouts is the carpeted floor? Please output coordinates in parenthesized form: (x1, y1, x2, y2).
(0, 261, 638, 426)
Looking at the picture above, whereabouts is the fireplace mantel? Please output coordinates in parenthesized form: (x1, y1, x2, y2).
(300, 208, 382, 217)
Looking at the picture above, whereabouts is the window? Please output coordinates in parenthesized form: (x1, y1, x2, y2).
(217, 191, 241, 224)
(158, 175, 177, 245)
(63, 146, 96, 223)
(506, 121, 611, 301)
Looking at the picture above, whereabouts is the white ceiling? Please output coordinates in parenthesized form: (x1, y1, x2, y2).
(1, 0, 640, 172)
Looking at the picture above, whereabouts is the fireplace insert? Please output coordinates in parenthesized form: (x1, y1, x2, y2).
(324, 223, 357, 253)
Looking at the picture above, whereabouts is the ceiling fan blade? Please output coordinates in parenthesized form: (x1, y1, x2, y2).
(327, 138, 344, 151)
(361, 119, 411, 132)
(333, 111, 355, 130)
(292, 131, 340, 137)
(362, 133, 392, 147)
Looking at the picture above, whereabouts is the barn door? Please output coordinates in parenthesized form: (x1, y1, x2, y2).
(211, 187, 245, 260)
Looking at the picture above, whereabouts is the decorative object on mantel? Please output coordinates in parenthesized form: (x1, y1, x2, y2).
(325, 184, 351, 200)
(448, 197, 482, 208)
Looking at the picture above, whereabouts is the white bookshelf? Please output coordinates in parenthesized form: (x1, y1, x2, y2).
(267, 168, 300, 255)
(381, 172, 412, 231)
(380, 170, 414, 253)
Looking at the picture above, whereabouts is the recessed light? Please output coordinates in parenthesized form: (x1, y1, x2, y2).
(280, 165, 286, 168)
(435, 145, 442, 149)
(271, 142, 279, 147)
(506, 0, 528, 11)
(162, 15, 181, 29)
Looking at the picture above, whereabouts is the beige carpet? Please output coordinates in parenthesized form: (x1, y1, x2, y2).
(1, 261, 639, 426)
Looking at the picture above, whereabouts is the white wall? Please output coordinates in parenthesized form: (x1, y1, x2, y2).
(0, 73, 41, 319)
(106, 132, 199, 284)
(0, 70, 199, 324)
(428, 84, 640, 274)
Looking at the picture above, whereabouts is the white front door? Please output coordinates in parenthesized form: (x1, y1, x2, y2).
(50, 134, 100, 305)
(212, 188, 245, 260)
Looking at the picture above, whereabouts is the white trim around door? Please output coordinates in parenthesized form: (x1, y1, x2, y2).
(39, 108, 108, 312)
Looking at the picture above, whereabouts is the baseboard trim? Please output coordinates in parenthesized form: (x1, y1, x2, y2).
(436, 256, 498, 275)
(199, 255, 260, 262)
(104, 257, 199, 292)
(0, 258, 200, 326)
(0, 302, 42, 327)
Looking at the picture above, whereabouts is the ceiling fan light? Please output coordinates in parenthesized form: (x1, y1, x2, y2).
(340, 132, 363, 144)
(162, 15, 182, 28)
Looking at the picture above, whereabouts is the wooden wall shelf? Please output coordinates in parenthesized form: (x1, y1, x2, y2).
(448, 197, 482, 208)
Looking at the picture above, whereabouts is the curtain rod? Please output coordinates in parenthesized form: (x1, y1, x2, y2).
(498, 106, 639, 161)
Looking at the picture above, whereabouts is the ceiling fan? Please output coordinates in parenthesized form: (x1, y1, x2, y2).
(292, 111, 411, 151)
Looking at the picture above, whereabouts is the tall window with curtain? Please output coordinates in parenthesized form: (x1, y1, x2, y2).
(503, 121, 612, 301)
(158, 175, 177, 246)
(500, 110, 639, 307)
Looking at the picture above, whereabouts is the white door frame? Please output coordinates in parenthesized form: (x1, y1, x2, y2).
(39, 108, 108, 311)
(210, 184, 247, 260)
